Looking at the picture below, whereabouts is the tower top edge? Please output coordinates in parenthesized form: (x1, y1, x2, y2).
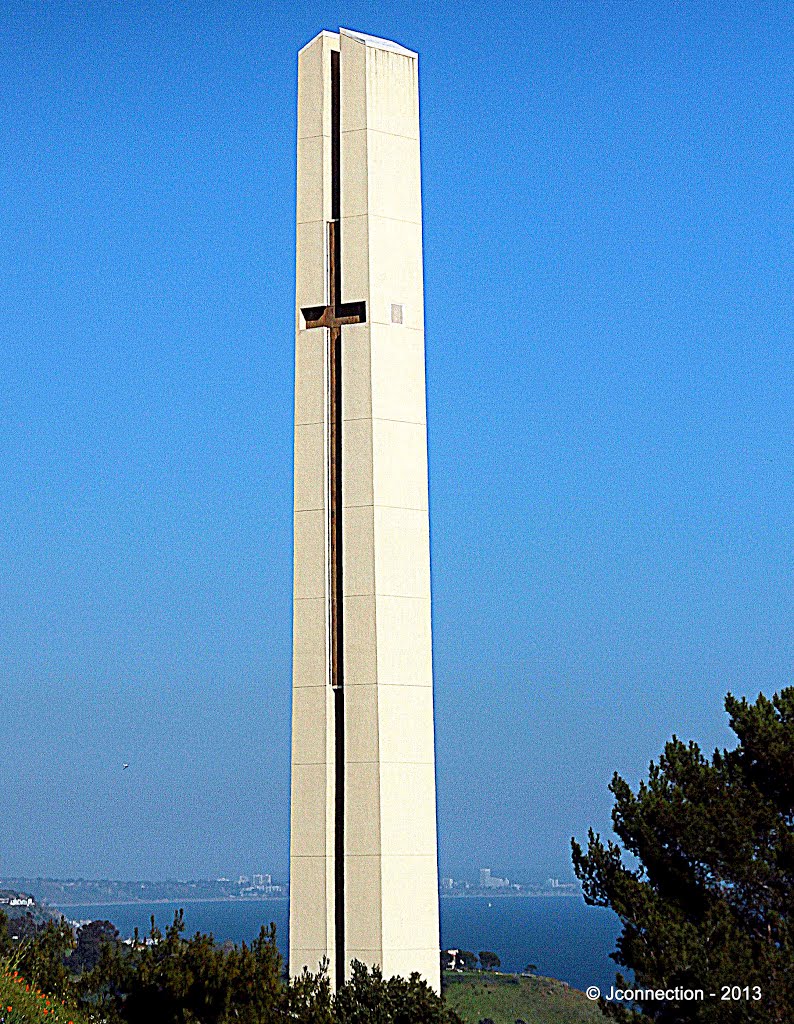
(297, 30, 340, 55)
(340, 28, 418, 58)
(298, 28, 417, 59)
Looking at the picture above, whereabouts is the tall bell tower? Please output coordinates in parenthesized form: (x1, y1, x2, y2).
(289, 28, 440, 993)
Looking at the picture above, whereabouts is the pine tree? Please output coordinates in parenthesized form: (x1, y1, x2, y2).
(572, 687, 794, 1022)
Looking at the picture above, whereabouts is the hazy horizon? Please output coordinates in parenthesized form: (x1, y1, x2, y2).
(0, 867, 578, 884)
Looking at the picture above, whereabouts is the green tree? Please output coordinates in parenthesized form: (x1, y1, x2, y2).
(7, 911, 39, 942)
(77, 930, 135, 1024)
(0, 910, 12, 957)
(68, 919, 120, 973)
(478, 951, 500, 972)
(78, 910, 287, 1024)
(572, 687, 794, 1022)
(285, 963, 334, 1024)
(334, 960, 463, 1024)
(17, 917, 75, 1000)
(457, 951, 478, 972)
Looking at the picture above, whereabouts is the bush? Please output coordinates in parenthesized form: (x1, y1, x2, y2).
(2, 908, 459, 1024)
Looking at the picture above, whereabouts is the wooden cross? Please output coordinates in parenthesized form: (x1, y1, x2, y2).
(301, 219, 366, 702)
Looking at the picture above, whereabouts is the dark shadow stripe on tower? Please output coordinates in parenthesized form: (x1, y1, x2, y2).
(330, 47, 345, 995)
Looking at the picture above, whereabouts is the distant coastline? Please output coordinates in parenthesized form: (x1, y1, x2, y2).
(51, 891, 582, 908)
(3, 877, 584, 912)
(49, 896, 290, 909)
(440, 891, 583, 899)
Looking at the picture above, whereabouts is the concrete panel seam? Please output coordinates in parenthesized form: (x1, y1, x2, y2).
(369, 318, 424, 329)
(341, 127, 418, 142)
(342, 416, 426, 426)
(346, 759, 434, 765)
(344, 854, 434, 860)
(342, 681, 433, 688)
(342, 503, 428, 512)
(342, 213, 422, 226)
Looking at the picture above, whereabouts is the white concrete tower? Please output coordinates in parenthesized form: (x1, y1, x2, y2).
(289, 28, 440, 993)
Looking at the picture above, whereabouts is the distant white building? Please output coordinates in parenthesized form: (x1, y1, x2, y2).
(479, 868, 509, 889)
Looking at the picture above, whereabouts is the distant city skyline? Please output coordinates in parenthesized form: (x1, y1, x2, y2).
(1, 868, 583, 918)
(0, 865, 582, 888)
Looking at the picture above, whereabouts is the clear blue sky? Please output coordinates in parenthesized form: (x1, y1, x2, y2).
(1, 1, 791, 882)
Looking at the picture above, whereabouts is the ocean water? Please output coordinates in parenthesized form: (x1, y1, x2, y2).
(63, 896, 621, 994)
(440, 897, 620, 993)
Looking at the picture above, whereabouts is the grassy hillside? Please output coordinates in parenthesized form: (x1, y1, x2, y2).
(443, 971, 603, 1024)
(0, 963, 93, 1024)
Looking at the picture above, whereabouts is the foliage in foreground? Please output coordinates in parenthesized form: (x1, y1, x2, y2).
(0, 960, 94, 1024)
(572, 687, 794, 1022)
(1, 915, 77, 1007)
(0, 908, 461, 1024)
